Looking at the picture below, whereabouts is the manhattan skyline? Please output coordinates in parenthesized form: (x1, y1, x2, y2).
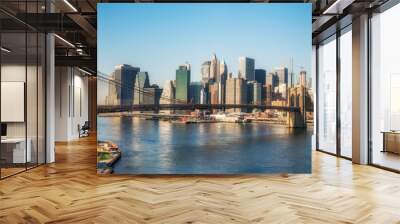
(98, 3, 312, 86)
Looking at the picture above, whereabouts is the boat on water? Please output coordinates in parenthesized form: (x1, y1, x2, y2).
(211, 113, 251, 123)
(97, 141, 122, 174)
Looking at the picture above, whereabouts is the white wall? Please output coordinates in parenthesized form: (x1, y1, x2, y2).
(55, 67, 89, 141)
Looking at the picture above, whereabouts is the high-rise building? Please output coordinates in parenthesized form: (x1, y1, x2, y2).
(201, 61, 211, 83)
(299, 70, 307, 87)
(209, 82, 219, 105)
(217, 59, 227, 83)
(255, 69, 266, 86)
(112, 64, 140, 106)
(152, 84, 162, 105)
(133, 72, 150, 104)
(210, 53, 218, 81)
(265, 84, 273, 106)
(266, 72, 278, 88)
(253, 82, 262, 105)
(226, 76, 247, 112)
(255, 69, 266, 103)
(238, 57, 255, 81)
(277, 83, 288, 99)
(105, 79, 119, 105)
(160, 80, 175, 114)
(247, 81, 254, 105)
(160, 80, 175, 104)
(142, 88, 155, 105)
(200, 85, 207, 104)
(175, 64, 191, 103)
(189, 82, 202, 104)
(218, 59, 227, 104)
(275, 67, 288, 86)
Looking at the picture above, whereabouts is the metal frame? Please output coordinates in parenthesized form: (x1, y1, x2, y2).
(367, 0, 400, 172)
(315, 0, 400, 171)
(315, 21, 353, 162)
(0, 0, 47, 180)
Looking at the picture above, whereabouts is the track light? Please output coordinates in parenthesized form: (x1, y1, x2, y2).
(63, 0, 78, 12)
(54, 34, 75, 48)
(78, 67, 93, 76)
(1, 47, 11, 53)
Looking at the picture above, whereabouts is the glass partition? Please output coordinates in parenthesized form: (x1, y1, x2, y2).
(317, 35, 337, 154)
(1, 31, 28, 177)
(339, 27, 352, 158)
(371, 3, 400, 171)
(0, 1, 46, 179)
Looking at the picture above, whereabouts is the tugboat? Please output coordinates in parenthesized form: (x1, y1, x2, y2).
(97, 141, 121, 174)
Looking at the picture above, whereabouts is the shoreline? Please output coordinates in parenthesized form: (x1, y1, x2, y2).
(98, 113, 313, 127)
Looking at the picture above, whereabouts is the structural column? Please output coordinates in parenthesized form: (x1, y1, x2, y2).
(352, 14, 369, 164)
(46, 32, 55, 163)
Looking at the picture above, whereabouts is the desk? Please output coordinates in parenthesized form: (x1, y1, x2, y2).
(382, 131, 400, 154)
(1, 138, 31, 163)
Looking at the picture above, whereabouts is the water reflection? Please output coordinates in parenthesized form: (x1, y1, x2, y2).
(98, 116, 312, 174)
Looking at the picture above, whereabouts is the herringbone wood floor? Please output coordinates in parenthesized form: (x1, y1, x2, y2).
(1, 135, 400, 224)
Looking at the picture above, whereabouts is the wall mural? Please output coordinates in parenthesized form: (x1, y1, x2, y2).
(97, 3, 313, 174)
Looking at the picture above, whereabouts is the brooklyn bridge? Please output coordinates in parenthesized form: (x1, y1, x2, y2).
(97, 73, 311, 127)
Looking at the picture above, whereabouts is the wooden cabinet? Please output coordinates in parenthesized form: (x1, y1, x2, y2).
(382, 132, 400, 154)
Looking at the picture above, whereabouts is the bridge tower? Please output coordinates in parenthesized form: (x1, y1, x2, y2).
(286, 86, 306, 128)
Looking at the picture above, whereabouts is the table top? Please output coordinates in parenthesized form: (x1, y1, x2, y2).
(381, 131, 400, 134)
(1, 138, 28, 143)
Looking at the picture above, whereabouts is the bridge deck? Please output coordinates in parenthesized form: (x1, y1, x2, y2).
(97, 104, 303, 113)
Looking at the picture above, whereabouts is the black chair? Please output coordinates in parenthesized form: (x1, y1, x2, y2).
(78, 121, 90, 138)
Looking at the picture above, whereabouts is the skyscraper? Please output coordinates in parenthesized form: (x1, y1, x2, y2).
(247, 81, 254, 105)
(160, 80, 175, 114)
(175, 64, 191, 103)
(226, 76, 247, 112)
(209, 82, 219, 105)
(275, 67, 288, 86)
(265, 84, 273, 106)
(133, 71, 150, 104)
(217, 59, 227, 83)
(218, 59, 228, 104)
(201, 61, 211, 83)
(111, 64, 140, 106)
(142, 88, 156, 105)
(266, 72, 278, 88)
(238, 57, 255, 81)
(255, 69, 266, 86)
(160, 80, 175, 104)
(200, 85, 207, 104)
(299, 70, 307, 87)
(255, 69, 266, 103)
(210, 53, 218, 81)
(253, 82, 262, 105)
(189, 82, 202, 104)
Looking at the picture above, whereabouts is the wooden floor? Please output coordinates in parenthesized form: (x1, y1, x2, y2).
(1, 136, 400, 224)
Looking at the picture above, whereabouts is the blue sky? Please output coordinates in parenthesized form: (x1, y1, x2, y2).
(98, 3, 311, 86)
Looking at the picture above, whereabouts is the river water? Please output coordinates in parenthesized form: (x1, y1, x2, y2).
(98, 116, 311, 174)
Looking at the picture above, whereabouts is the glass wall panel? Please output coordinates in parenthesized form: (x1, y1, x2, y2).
(339, 27, 352, 158)
(37, 32, 45, 165)
(1, 31, 28, 177)
(27, 31, 38, 169)
(371, 3, 400, 171)
(317, 35, 337, 154)
(26, 1, 39, 168)
(0, 1, 46, 178)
